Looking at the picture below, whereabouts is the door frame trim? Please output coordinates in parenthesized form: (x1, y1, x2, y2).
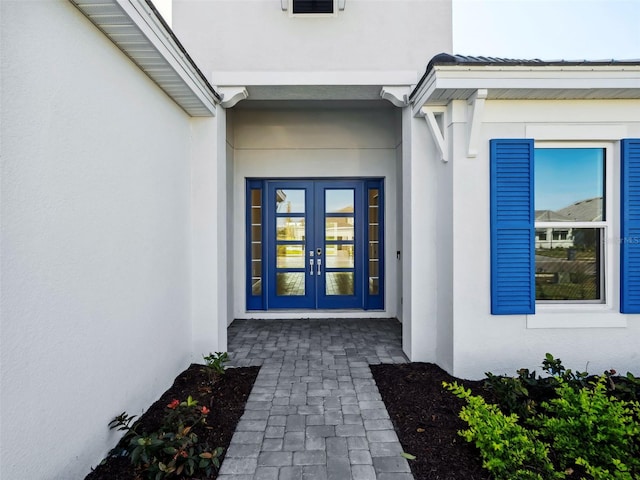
(245, 177, 384, 311)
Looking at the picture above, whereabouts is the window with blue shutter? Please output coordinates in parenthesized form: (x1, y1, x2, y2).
(490, 139, 535, 315)
(621, 139, 640, 313)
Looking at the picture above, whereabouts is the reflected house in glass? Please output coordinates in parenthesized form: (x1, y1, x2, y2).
(535, 197, 603, 249)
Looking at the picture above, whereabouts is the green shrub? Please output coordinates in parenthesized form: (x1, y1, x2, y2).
(484, 353, 639, 418)
(202, 352, 229, 384)
(443, 381, 562, 480)
(451, 355, 640, 480)
(109, 396, 223, 479)
(531, 376, 640, 475)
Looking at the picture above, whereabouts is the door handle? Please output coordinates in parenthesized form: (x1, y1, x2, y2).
(309, 258, 314, 275)
(317, 258, 322, 275)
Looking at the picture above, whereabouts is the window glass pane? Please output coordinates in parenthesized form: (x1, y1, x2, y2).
(277, 244, 305, 268)
(326, 244, 354, 268)
(277, 218, 305, 241)
(535, 148, 604, 221)
(276, 189, 305, 213)
(250, 188, 262, 296)
(276, 272, 305, 296)
(368, 188, 380, 296)
(369, 259, 379, 295)
(535, 228, 602, 301)
(326, 217, 354, 241)
(293, 0, 333, 14)
(326, 272, 354, 296)
(326, 189, 354, 213)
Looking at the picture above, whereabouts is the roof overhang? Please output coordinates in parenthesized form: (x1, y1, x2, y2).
(70, 0, 220, 116)
(411, 64, 640, 115)
(212, 71, 418, 106)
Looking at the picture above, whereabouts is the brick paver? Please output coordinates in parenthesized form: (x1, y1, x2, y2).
(218, 319, 413, 480)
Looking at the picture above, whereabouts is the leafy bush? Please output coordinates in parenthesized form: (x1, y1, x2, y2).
(443, 382, 561, 480)
(202, 352, 229, 384)
(448, 355, 640, 480)
(109, 395, 223, 479)
(484, 353, 639, 418)
(531, 376, 640, 475)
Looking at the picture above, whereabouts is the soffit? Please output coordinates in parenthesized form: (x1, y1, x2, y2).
(70, 0, 220, 116)
(213, 71, 418, 103)
(411, 56, 640, 112)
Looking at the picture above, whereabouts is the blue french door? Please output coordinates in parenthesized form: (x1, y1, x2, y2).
(247, 179, 384, 310)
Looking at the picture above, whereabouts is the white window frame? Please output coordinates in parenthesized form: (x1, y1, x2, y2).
(531, 141, 617, 321)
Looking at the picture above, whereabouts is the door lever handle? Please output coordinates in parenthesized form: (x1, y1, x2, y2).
(317, 258, 322, 275)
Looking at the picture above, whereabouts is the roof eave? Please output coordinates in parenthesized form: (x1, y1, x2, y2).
(70, 0, 220, 117)
(411, 64, 640, 114)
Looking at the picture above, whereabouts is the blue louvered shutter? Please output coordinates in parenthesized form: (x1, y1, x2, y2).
(490, 139, 535, 315)
(621, 139, 640, 313)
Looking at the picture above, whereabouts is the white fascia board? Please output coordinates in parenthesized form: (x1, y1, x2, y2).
(412, 65, 640, 111)
(116, 0, 218, 114)
(71, 0, 218, 116)
(213, 70, 418, 87)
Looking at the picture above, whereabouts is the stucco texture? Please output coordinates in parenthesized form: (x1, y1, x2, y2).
(1, 2, 195, 478)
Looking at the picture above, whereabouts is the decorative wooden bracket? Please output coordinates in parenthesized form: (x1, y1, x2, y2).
(380, 86, 410, 107)
(467, 89, 488, 158)
(420, 106, 447, 162)
(218, 86, 248, 108)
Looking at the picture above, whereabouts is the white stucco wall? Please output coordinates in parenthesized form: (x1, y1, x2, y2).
(230, 103, 401, 318)
(0, 1, 205, 477)
(447, 99, 640, 379)
(172, 0, 451, 77)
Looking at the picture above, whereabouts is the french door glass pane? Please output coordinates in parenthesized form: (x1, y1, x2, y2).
(325, 189, 354, 213)
(276, 272, 305, 296)
(276, 244, 305, 268)
(535, 228, 602, 301)
(325, 217, 354, 241)
(326, 245, 354, 268)
(277, 218, 305, 241)
(326, 272, 354, 296)
(276, 189, 305, 213)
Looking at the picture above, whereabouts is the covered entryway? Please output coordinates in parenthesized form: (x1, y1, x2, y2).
(247, 179, 384, 310)
(228, 101, 402, 321)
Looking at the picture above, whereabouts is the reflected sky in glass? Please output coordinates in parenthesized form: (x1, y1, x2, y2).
(326, 189, 354, 213)
(535, 148, 604, 212)
(276, 189, 305, 213)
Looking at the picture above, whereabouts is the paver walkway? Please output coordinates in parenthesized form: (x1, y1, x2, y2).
(218, 319, 414, 480)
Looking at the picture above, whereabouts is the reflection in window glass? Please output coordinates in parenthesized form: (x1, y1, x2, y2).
(326, 245, 354, 268)
(276, 189, 305, 213)
(276, 272, 305, 296)
(277, 218, 306, 241)
(534, 148, 606, 304)
(250, 188, 262, 295)
(535, 228, 602, 301)
(535, 148, 604, 221)
(325, 217, 354, 241)
(368, 189, 380, 295)
(325, 189, 354, 213)
(276, 244, 305, 268)
(326, 272, 354, 296)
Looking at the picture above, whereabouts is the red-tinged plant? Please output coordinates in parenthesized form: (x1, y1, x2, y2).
(109, 395, 223, 479)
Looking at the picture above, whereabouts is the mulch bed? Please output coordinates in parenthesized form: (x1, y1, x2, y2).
(85, 365, 259, 480)
(371, 362, 491, 480)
